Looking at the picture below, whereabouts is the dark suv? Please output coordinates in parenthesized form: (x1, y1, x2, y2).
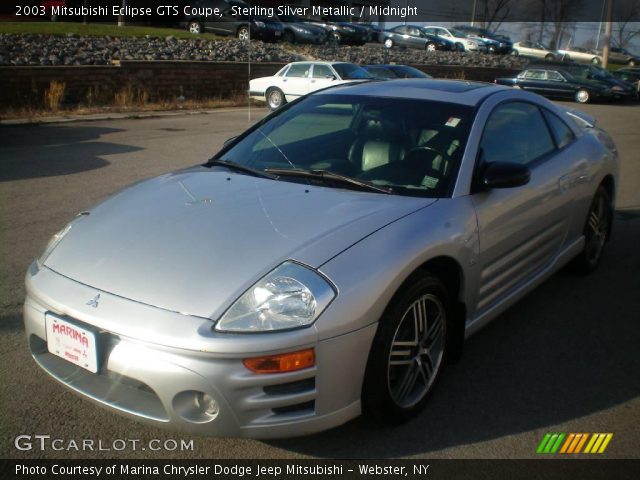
(184, 0, 283, 42)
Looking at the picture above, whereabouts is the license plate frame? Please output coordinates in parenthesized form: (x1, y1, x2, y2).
(45, 314, 99, 373)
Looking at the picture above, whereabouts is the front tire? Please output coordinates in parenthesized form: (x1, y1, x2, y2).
(266, 87, 285, 111)
(570, 187, 613, 274)
(426, 42, 437, 52)
(363, 274, 449, 423)
(384, 38, 394, 49)
(591, 56, 601, 65)
(629, 59, 636, 66)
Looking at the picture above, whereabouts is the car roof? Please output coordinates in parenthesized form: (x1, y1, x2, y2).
(315, 79, 508, 106)
(286, 61, 350, 67)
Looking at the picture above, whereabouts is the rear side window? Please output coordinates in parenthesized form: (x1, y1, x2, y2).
(286, 64, 310, 78)
(480, 102, 555, 166)
(542, 109, 576, 149)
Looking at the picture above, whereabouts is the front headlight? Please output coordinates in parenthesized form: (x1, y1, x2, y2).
(215, 261, 335, 333)
(36, 223, 73, 268)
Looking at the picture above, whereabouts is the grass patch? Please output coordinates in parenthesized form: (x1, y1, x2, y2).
(0, 95, 261, 121)
(0, 21, 224, 40)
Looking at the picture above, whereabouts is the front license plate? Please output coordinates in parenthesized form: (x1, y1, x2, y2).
(45, 315, 98, 373)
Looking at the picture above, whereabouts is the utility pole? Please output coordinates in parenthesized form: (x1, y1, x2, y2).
(471, 0, 477, 26)
(118, 0, 126, 27)
(602, 0, 614, 68)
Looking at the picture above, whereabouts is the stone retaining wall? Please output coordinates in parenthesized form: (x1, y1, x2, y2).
(0, 61, 518, 110)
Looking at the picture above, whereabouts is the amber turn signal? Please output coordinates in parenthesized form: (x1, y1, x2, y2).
(243, 348, 315, 374)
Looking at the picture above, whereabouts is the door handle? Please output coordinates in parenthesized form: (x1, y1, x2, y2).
(558, 174, 571, 191)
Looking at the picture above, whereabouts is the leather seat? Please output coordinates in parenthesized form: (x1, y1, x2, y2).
(349, 118, 406, 172)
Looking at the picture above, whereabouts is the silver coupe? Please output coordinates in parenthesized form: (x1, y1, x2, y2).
(25, 80, 618, 438)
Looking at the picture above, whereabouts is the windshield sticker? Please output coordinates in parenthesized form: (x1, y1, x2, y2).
(445, 117, 461, 127)
(421, 176, 439, 189)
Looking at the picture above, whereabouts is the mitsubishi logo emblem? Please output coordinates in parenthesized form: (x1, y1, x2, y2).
(86, 294, 100, 308)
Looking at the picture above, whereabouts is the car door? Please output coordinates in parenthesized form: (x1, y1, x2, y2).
(544, 70, 574, 99)
(281, 63, 312, 100)
(406, 26, 427, 48)
(391, 26, 411, 47)
(519, 70, 549, 94)
(310, 64, 336, 92)
(471, 101, 576, 314)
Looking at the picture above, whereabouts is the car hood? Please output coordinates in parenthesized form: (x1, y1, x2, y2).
(45, 166, 433, 319)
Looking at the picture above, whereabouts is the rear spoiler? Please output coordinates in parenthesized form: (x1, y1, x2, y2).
(565, 108, 596, 128)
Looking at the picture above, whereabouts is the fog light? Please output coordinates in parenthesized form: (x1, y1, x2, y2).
(195, 392, 219, 417)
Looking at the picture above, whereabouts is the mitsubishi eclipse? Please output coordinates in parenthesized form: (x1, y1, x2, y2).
(24, 80, 617, 438)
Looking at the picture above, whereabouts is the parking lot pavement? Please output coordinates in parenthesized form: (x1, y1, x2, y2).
(0, 104, 639, 459)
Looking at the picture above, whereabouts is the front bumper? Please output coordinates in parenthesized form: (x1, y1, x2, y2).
(24, 264, 376, 438)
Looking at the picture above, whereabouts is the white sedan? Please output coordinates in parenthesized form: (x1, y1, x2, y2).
(249, 61, 372, 110)
(556, 47, 603, 65)
(422, 26, 485, 52)
(511, 41, 559, 60)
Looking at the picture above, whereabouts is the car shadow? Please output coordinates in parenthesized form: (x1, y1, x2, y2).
(265, 211, 640, 458)
(0, 124, 142, 181)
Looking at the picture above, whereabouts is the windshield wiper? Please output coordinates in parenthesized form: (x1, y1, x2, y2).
(205, 159, 278, 180)
(264, 168, 391, 194)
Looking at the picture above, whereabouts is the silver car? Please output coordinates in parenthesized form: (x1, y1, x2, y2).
(24, 80, 618, 438)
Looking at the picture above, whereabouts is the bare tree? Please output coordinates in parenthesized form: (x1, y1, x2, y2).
(614, 0, 640, 48)
(476, 0, 514, 31)
(546, 0, 580, 49)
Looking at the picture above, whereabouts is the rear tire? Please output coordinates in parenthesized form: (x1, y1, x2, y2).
(569, 187, 612, 274)
(266, 87, 285, 111)
(629, 59, 636, 66)
(237, 26, 250, 41)
(575, 88, 591, 104)
(384, 38, 393, 49)
(188, 21, 202, 34)
(426, 42, 437, 52)
(591, 56, 601, 65)
(363, 274, 450, 423)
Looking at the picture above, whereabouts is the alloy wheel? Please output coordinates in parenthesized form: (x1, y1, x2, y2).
(387, 294, 445, 408)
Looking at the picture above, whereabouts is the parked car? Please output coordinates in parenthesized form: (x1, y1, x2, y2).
(381, 25, 454, 51)
(495, 68, 614, 103)
(249, 61, 371, 110)
(303, 16, 369, 45)
(184, 0, 283, 41)
(453, 25, 512, 53)
(422, 26, 486, 52)
(363, 64, 432, 80)
(357, 23, 384, 43)
(511, 41, 559, 60)
(547, 62, 635, 100)
(603, 47, 639, 66)
(611, 68, 640, 98)
(277, 14, 327, 44)
(25, 79, 618, 437)
(556, 47, 603, 65)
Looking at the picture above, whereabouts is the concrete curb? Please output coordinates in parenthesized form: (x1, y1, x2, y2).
(0, 106, 257, 125)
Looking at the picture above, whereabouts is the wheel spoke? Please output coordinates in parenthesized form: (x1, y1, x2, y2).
(394, 360, 420, 401)
(425, 313, 443, 350)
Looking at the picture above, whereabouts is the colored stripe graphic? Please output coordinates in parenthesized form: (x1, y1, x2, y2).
(537, 433, 613, 454)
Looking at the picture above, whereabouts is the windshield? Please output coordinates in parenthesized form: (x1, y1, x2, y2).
(389, 66, 429, 78)
(217, 95, 473, 198)
(332, 63, 372, 79)
(450, 29, 467, 37)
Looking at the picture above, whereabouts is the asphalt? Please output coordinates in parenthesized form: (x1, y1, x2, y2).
(0, 103, 639, 460)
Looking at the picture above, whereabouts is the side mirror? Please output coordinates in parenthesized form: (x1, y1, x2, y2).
(223, 136, 238, 148)
(325, 74, 336, 80)
(481, 162, 530, 189)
